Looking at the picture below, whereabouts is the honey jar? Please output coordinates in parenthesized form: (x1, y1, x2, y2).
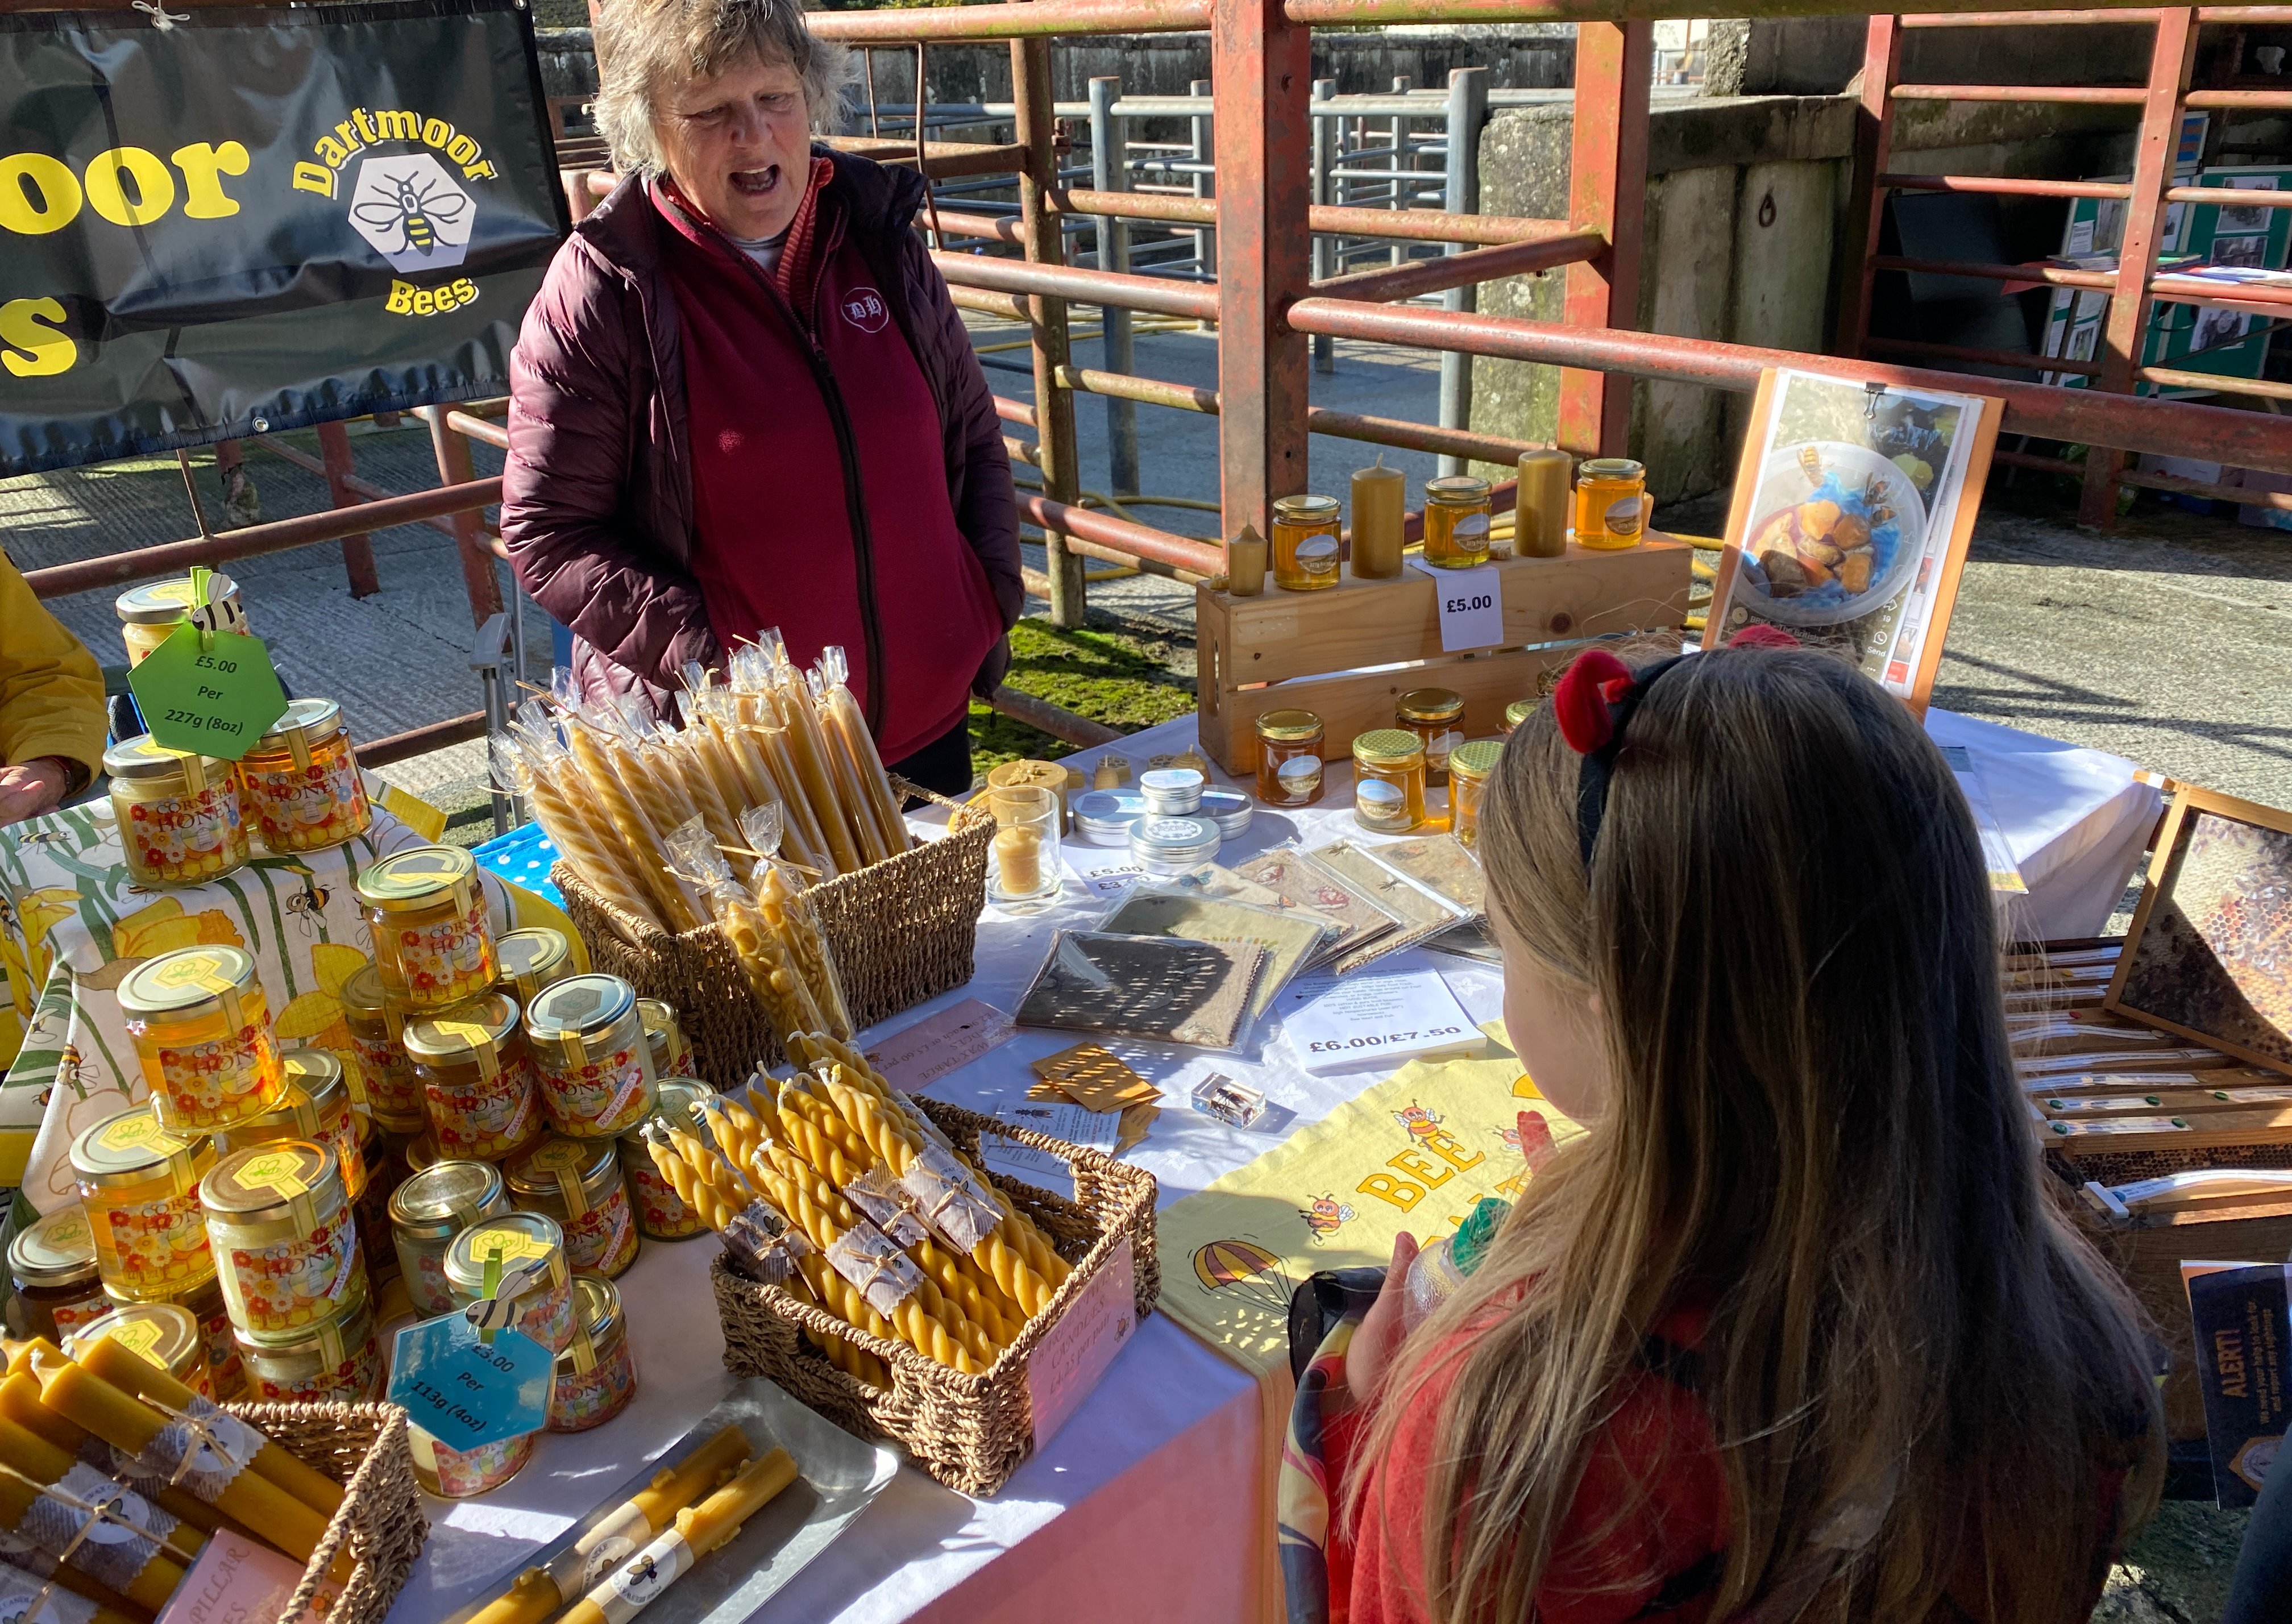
(1351, 730, 1428, 834)
(524, 975, 658, 1139)
(66, 1302, 211, 1397)
(1396, 688, 1467, 786)
(619, 1080, 715, 1240)
(217, 1048, 366, 1201)
(342, 963, 423, 1131)
(118, 946, 286, 1137)
(105, 736, 250, 887)
(445, 1214, 574, 1355)
(7, 1207, 111, 1345)
(402, 1132, 444, 1175)
(1502, 698, 1534, 736)
(636, 998, 692, 1082)
(1270, 495, 1343, 592)
(411, 1427, 534, 1500)
(505, 1135, 638, 1279)
(495, 928, 574, 1006)
(72, 1107, 216, 1300)
(402, 993, 546, 1163)
(115, 575, 245, 666)
(1448, 740, 1503, 848)
(201, 1141, 365, 1336)
(547, 1276, 637, 1433)
(389, 1160, 513, 1315)
(1574, 458, 1649, 550)
(232, 1285, 380, 1403)
(355, 846, 496, 1009)
(235, 698, 371, 854)
(1253, 709, 1326, 808)
(105, 1272, 243, 1400)
(1422, 476, 1493, 568)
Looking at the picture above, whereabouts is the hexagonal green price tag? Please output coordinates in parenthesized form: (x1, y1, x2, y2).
(126, 624, 289, 761)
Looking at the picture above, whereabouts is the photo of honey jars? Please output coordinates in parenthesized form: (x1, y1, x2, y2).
(232, 1284, 381, 1404)
(523, 975, 658, 1138)
(547, 1276, 637, 1433)
(1422, 475, 1493, 568)
(636, 998, 692, 1082)
(66, 1301, 212, 1398)
(1270, 494, 1343, 591)
(1574, 457, 1649, 550)
(119, 945, 285, 1136)
(401, 994, 545, 1164)
(7, 1206, 111, 1345)
(620, 1080, 714, 1240)
(71, 1106, 217, 1301)
(217, 1048, 366, 1201)
(494, 927, 573, 1007)
(1448, 740, 1503, 848)
(505, 1135, 638, 1279)
(201, 1141, 365, 1337)
(389, 1160, 513, 1315)
(1396, 688, 1467, 786)
(115, 574, 245, 666)
(445, 1214, 574, 1355)
(110, 1271, 243, 1400)
(105, 736, 250, 887)
(1351, 729, 1429, 834)
(235, 698, 371, 854)
(342, 963, 423, 1131)
(1253, 709, 1326, 808)
(411, 1426, 534, 1500)
(355, 845, 496, 1009)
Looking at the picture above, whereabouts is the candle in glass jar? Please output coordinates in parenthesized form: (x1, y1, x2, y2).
(1515, 448, 1572, 558)
(1350, 460, 1405, 579)
(993, 826, 1043, 895)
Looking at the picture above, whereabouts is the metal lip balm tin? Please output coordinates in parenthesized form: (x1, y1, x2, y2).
(1198, 787, 1254, 840)
(1128, 814, 1222, 877)
(1073, 789, 1147, 846)
(1138, 767, 1206, 817)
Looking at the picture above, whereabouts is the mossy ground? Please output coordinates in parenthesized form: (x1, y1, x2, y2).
(968, 616, 1198, 770)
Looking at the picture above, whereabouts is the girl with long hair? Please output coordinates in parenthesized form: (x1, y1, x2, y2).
(1337, 639, 2161, 1624)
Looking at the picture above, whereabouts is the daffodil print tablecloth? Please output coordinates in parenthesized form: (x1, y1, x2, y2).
(0, 798, 513, 1209)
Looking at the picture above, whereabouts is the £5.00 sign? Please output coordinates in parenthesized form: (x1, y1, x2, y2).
(1410, 560, 1505, 653)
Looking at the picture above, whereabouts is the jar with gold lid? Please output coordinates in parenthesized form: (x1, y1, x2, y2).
(65, 1301, 211, 1397)
(7, 1207, 111, 1345)
(105, 736, 249, 886)
(115, 575, 244, 667)
(236, 698, 371, 854)
(411, 1427, 534, 1500)
(341, 963, 423, 1130)
(445, 1214, 574, 1355)
(636, 998, 692, 1082)
(524, 975, 657, 1139)
(1351, 730, 1428, 834)
(619, 1080, 715, 1240)
(1422, 475, 1493, 568)
(1270, 495, 1343, 592)
(1253, 710, 1326, 808)
(201, 1141, 364, 1336)
(1574, 457, 1648, 550)
(232, 1284, 380, 1403)
(495, 928, 573, 1007)
(217, 1048, 365, 1201)
(1395, 689, 1467, 786)
(71, 1106, 216, 1299)
(547, 1276, 637, 1432)
(1502, 698, 1534, 736)
(1448, 740, 1504, 848)
(505, 1135, 638, 1278)
(107, 1272, 242, 1399)
(402, 1131, 443, 1175)
(119, 945, 285, 1136)
(355, 846, 495, 1008)
(402, 993, 545, 1163)
(389, 1160, 512, 1314)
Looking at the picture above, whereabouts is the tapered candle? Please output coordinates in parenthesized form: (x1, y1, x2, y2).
(0, 1414, 205, 1566)
(74, 1335, 344, 1519)
(1515, 448, 1572, 558)
(0, 1455, 188, 1613)
(556, 1450, 800, 1624)
(0, 1373, 226, 1536)
(1350, 460, 1405, 579)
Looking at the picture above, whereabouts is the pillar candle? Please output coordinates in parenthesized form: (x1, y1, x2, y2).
(1350, 462, 1405, 579)
(993, 826, 1043, 895)
(1515, 448, 1573, 558)
(1225, 525, 1267, 596)
(0, 1372, 223, 1535)
(0, 1413, 206, 1566)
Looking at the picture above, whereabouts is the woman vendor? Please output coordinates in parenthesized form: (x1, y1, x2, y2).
(501, 0, 1021, 796)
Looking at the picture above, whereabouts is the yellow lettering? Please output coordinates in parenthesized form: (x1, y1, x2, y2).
(0, 153, 82, 236)
(1422, 1129, 1486, 1174)
(422, 118, 452, 150)
(0, 297, 76, 378)
(1355, 1172, 1425, 1211)
(83, 146, 175, 227)
(332, 121, 364, 156)
(171, 142, 250, 219)
(314, 136, 350, 168)
(1385, 1146, 1455, 1190)
(413, 288, 436, 316)
(292, 161, 336, 199)
(385, 279, 414, 315)
(351, 109, 379, 145)
(446, 134, 479, 166)
(373, 109, 422, 143)
(452, 277, 478, 306)
(461, 159, 497, 181)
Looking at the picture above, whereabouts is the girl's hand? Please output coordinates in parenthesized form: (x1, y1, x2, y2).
(1348, 1230, 1419, 1397)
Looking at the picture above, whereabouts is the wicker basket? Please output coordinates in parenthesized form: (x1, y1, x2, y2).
(557, 781, 995, 1088)
(713, 1097, 1159, 1497)
(234, 1399, 426, 1624)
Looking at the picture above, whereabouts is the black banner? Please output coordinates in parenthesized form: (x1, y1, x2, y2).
(0, 0, 568, 476)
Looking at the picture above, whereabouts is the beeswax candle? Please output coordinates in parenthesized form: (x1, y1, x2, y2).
(1350, 460, 1405, 579)
(0, 1454, 188, 1613)
(555, 1450, 800, 1624)
(1515, 448, 1572, 557)
(0, 1372, 226, 1539)
(0, 1414, 205, 1565)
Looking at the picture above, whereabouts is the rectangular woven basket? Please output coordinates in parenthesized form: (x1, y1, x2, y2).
(557, 781, 994, 1088)
(238, 1399, 426, 1624)
(712, 1096, 1160, 1497)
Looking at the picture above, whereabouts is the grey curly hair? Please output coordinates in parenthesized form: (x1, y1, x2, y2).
(593, 0, 853, 177)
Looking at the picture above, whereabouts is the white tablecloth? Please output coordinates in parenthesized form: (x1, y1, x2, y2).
(387, 704, 2157, 1624)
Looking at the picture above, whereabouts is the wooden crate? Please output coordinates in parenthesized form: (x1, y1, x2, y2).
(1195, 539, 1695, 773)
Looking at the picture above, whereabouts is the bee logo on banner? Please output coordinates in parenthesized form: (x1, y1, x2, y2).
(0, 0, 568, 479)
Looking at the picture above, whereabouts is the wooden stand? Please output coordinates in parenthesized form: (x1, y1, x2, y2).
(1195, 539, 1695, 773)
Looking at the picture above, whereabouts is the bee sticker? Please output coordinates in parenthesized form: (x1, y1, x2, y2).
(346, 153, 475, 274)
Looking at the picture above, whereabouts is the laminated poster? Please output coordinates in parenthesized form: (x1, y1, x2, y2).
(2182, 1261, 2291, 1508)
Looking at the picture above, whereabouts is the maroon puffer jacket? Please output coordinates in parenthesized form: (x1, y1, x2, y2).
(501, 149, 1022, 716)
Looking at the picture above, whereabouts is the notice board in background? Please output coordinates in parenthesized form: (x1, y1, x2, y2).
(0, 0, 567, 476)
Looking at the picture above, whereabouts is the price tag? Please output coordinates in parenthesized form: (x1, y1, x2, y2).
(1411, 560, 1505, 654)
(865, 997, 1018, 1093)
(387, 1314, 551, 1450)
(127, 624, 289, 761)
(1280, 966, 1487, 1074)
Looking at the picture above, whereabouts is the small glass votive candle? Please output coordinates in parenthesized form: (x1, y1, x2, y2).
(988, 784, 1061, 906)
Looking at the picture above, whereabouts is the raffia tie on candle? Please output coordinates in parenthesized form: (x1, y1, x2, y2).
(133, 1399, 260, 1501)
(0, 1560, 86, 1624)
(6, 1462, 169, 1593)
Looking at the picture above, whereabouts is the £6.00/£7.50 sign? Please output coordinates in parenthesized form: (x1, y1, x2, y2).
(125, 567, 288, 759)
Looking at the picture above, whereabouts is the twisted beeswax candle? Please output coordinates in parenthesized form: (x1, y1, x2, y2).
(557, 1450, 801, 1624)
(0, 1415, 205, 1565)
(0, 1373, 224, 1536)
